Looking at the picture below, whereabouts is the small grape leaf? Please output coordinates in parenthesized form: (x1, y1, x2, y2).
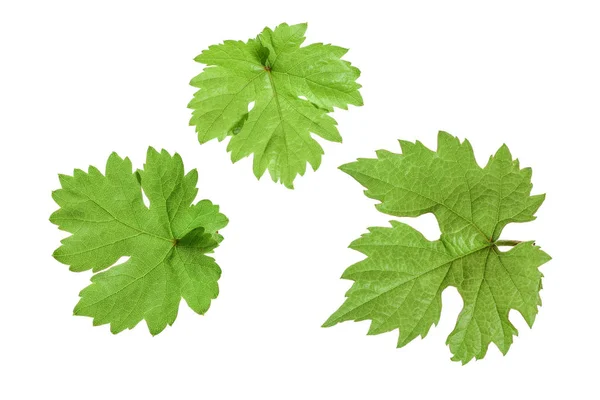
(188, 22, 363, 189)
(323, 132, 551, 363)
(50, 147, 228, 335)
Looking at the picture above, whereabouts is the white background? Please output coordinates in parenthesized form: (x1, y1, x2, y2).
(1, 1, 599, 398)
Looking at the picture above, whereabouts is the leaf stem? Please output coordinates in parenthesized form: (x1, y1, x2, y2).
(494, 240, 522, 247)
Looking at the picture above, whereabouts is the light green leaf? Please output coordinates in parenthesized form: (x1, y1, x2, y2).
(324, 132, 551, 363)
(188, 22, 363, 188)
(50, 148, 228, 334)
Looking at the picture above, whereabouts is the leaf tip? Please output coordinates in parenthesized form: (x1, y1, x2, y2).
(495, 143, 513, 160)
(338, 161, 357, 176)
(321, 316, 337, 328)
(146, 146, 160, 161)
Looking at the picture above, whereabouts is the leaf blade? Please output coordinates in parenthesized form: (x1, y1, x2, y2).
(51, 148, 228, 334)
(189, 22, 362, 188)
(326, 133, 551, 363)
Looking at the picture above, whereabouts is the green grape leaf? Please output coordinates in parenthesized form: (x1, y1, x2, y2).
(50, 148, 228, 335)
(324, 132, 551, 363)
(188, 22, 363, 189)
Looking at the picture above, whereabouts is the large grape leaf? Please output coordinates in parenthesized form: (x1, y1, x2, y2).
(50, 148, 228, 335)
(188, 22, 363, 188)
(323, 132, 551, 363)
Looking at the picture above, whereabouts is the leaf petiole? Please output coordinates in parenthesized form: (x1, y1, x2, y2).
(494, 240, 523, 247)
